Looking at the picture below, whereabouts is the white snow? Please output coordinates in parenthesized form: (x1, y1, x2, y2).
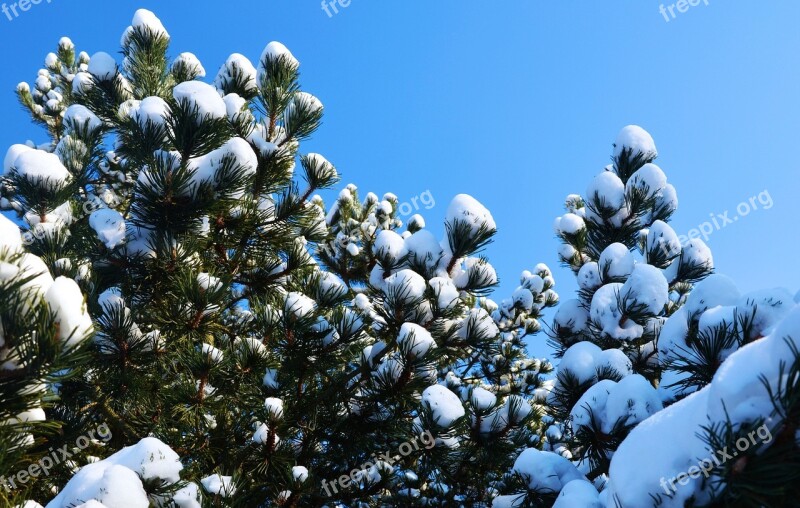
(397, 322, 437, 358)
(64, 104, 103, 133)
(557, 213, 585, 235)
(613, 125, 657, 160)
(88, 52, 117, 80)
(553, 299, 590, 334)
(173, 81, 227, 121)
(558, 342, 603, 385)
(257, 41, 299, 84)
(4, 143, 32, 176)
(591, 283, 642, 341)
(552, 479, 601, 508)
(422, 384, 465, 428)
(577, 262, 601, 291)
(46, 437, 182, 508)
(599, 243, 634, 280)
(214, 53, 257, 94)
(186, 137, 258, 194)
(126, 96, 170, 128)
(512, 448, 586, 493)
(89, 208, 126, 249)
(604, 374, 663, 430)
(445, 194, 496, 236)
(284, 291, 316, 319)
(44, 277, 93, 348)
(292, 465, 309, 483)
(585, 172, 625, 219)
(201, 474, 236, 497)
(130, 8, 169, 40)
(626, 163, 667, 199)
(373, 229, 408, 264)
(172, 52, 206, 77)
(429, 276, 459, 310)
(0, 213, 23, 253)
(621, 263, 669, 315)
(201, 343, 224, 364)
(647, 220, 681, 260)
(264, 397, 285, 420)
(470, 387, 497, 411)
(10, 149, 71, 189)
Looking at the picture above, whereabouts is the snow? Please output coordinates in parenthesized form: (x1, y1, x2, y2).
(126, 96, 170, 128)
(422, 384, 465, 428)
(4, 143, 32, 176)
(46, 437, 182, 508)
(552, 479, 601, 508)
(736, 287, 795, 339)
(186, 137, 258, 194)
(264, 397, 284, 420)
(64, 104, 103, 133)
(382, 269, 427, 302)
(130, 8, 169, 40)
(684, 274, 740, 319)
(470, 387, 497, 410)
(173, 81, 227, 121)
(613, 125, 658, 161)
(557, 213, 585, 235)
(604, 374, 663, 430)
(609, 304, 800, 506)
(72, 71, 94, 94)
(373, 229, 408, 264)
(405, 229, 443, 269)
(570, 379, 614, 433)
(88, 52, 117, 80)
(599, 243, 634, 280)
(585, 171, 625, 217)
(10, 149, 71, 189)
(558, 342, 603, 385)
(223, 93, 248, 121)
(292, 465, 309, 483)
(626, 163, 667, 199)
(201, 474, 236, 497)
(647, 220, 681, 260)
(597, 348, 633, 377)
(457, 308, 499, 341)
(397, 322, 437, 358)
(197, 272, 222, 292)
(172, 52, 205, 77)
(258, 41, 299, 84)
(591, 283, 642, 341)
(173, 483, 201, 508)
(0, 213, 23, 252)
(44, 277, 93, 348)
(621, 263, 669, 315)
(284, 291, 316, 319)
(89, 208, 126, 249)
(214, 53, 257, 93)
(429, 276, 459, 309)
(445, 194, 496, 235)
(577, 262, 601, 291)
(201, 343, 224, 364)
(512, 448, 586, 493)
(553, 299, 589, 334)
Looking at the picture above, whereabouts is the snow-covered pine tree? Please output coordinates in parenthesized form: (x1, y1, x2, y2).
(3, 9, 561, 507)
(0, 215, 92, 506)
(490, 126, 716, 505)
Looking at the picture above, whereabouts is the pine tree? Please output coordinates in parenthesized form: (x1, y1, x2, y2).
(3, 9, 560, 507)
(490, 126, 715, 505)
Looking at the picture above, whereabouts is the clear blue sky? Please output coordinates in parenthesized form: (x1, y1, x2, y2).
(2, 1, 798, 356)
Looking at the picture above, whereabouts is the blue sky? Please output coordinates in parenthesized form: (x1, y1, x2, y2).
(1, 1, 798, 356)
